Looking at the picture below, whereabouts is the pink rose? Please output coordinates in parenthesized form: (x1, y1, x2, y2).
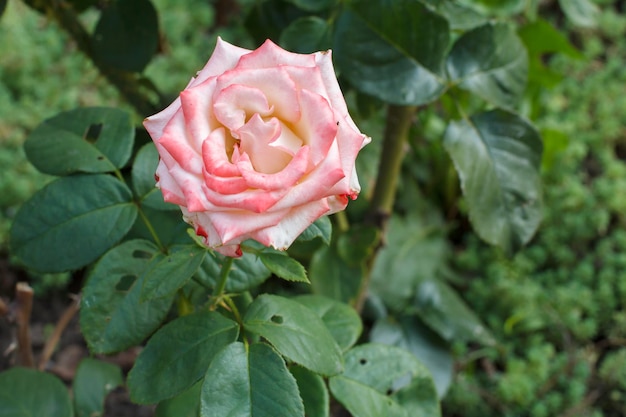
(144, 38, 370, 257)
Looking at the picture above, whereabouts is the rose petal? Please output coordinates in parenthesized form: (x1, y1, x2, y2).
(201, 128, 241, 177)
(238, 145, 310, 191)
(180, 77, 221, 147)
(251, 200, 330, 250)
(296, 88, 337, 167)
(192, 37, 250, 86)
(213, 84, 274, 133)
(237, 39, 316, 70)
(209, 208, 289, 244)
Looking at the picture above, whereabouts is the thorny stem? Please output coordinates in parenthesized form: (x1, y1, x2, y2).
(41, 0, 162, 116)
(354, 104, 417, 313)
(210, 257, 234, 308)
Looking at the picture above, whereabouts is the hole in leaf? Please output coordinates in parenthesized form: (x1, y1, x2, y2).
(115, 275, 137, 291)
(359, 358, 367, 365)
(132, 250, 153, 259)
(386, 388, 394, 396)
(84, 123, 103, 143)
(270, 315, 283, 324)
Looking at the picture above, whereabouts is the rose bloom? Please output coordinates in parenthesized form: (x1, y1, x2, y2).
(144, 38, 370, 257)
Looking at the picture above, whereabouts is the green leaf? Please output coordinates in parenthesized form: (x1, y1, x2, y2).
(132, 143, 178, 211)
(290, 366, 329, 417)
(0, 368, 72, 417)
(0, 0, 7, 20)
(447, 23, 528, 109)
(294, 295, 362, 351)
(10, 174, 137, 272)
(200, 342, 305, 417)
(296, 215, 332, 245)
(558, 0, 599, 28)
(283, 0, 333, 11)
(245, 0, 307, 44)
(443, 109, 543, 252)
(155, 382, 201, 417)
(244, 294, 343, 375)
(329, 344, 440, 417)
(309, 245, 363, 304)
(92, 0, 159, 72)
(128, 311, 239, 404)
(421, 0, 488, 30)
(518, 18, 583, 59)
(280, 16, 331, 54)
(196, 251, 271, 293)
(140, 244, 207, 302)
(259, 252, 308, 283)
(24, 107, 134, 176)
(337, 225, 379, 266)
(73, 358, 123, 417)
(370, 214, 448, 311)
(80, 240, 175, 353)
(333, 0, 449, 105)
(370, 316, 453, 397)
(540, 128, 569, 171)
(414, 279, 495, 345)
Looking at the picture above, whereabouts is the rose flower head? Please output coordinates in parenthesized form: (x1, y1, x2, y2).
(144, 38, 370, 257)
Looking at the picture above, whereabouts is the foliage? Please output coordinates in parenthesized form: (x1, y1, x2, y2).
(0, 0, 620, 416)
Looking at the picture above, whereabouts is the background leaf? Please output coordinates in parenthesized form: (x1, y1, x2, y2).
(200, 342, 304, 417)
(244, 294, 344, 376)
(333, 0, 449, 105)
(443, 109, 543, 252)
(329, 344, 440, 417)
(294, 294, 363, 351)
(296, 216, 332, 245)
(283, 0, 333, 12)
(447, 23, 528, 109)
(23, 107, 134, 176)
(370, 316, 453, 397)
(309, 245, 363, 304)
(128, 311, 239, 404)
(73, 358, 123, 417)
(0, 368, 72, 417)
(558, 0, 599, 28)
(92, 0, 159, 72)
(279, 16, 331, 54)
(196, 251, 271, 292)
(155, 382, 201, 417)
(80, 239, 175, 353)
(10, 174, 137, 272)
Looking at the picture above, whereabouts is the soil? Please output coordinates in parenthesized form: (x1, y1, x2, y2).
(0, 255, 155, 417)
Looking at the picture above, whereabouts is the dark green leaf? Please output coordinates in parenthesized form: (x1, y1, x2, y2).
(370, 214, 448, 311)
(283, 0, 333, 11)
(73, 358, 123, 417)
(329, 344, 440, 417)
(414, 279, 495, 345)
(10, 174, 137, 272)
(294, 295, 362, 351)
(0, 368, 72, 417)
(558, 0, 599, 28)
(259, 252, 308, 283)
(244, 294, 343, 375)
(128, 311, 239, 404)
(140, 244, 207, 302)
(132, 143, 178, 210)
(540, 128, 569, 171)
(518, 19, 582, 59)
(296, 215, 332, 245)
(196, 251, 271, 292)
(200, 342, 305, 417)
(80, 240, 175, 353)
(0, 0, 7, 19)
(333, 0, 449, 105)
(24, 107, 134, 176)
(280, 16, 331, 53)
(92, 0, 159, 72)
(337, 225, 379, 266)
(370, 316, 453, 397)
(309, 245, 363, 304)
(443, 109, 543, 252)
(447, 23, 528, 109)
(421, 0, 488, 30)
(245, 0, 306, 44)
(155, 382, 201, 417)
(290, 366, 329, 417)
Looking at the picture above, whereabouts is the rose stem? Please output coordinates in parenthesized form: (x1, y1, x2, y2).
(15, 282, 35, 368)
(39, 0, 162, 116)
(210, 256, 234, 309)
(38, 295, 81, 371)
(355, 104, 417, 312)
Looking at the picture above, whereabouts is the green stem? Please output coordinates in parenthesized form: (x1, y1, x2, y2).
(355, 104, 417, 313)
(211, 257, 234, 307)
(137, 207, 165, 251)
